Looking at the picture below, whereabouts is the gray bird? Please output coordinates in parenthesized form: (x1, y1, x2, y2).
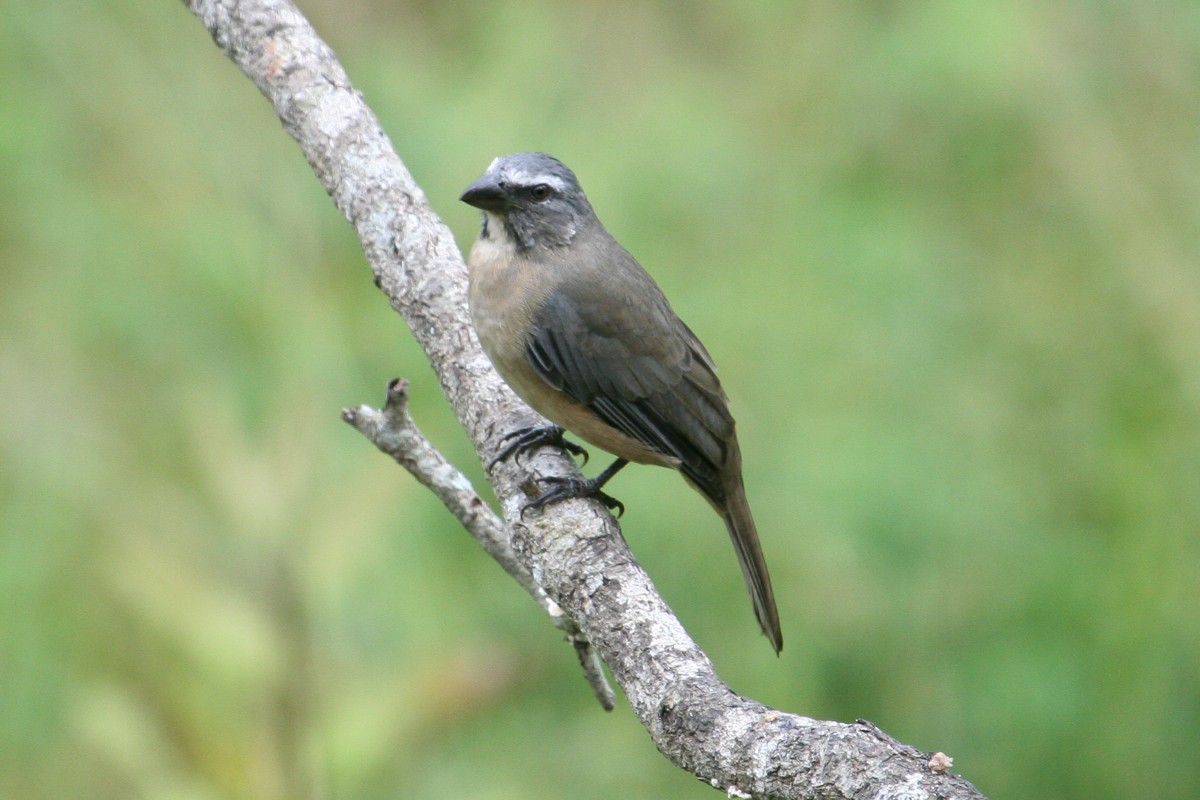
(461, 153, 782, 653)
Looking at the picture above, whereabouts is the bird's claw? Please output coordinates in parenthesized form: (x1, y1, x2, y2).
(522, 475, 625, 518)
(492, 425, 589, 468)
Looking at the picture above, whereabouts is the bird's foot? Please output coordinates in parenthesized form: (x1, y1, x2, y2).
(491, 424, 588, 468)
(524, 474, 625, 518)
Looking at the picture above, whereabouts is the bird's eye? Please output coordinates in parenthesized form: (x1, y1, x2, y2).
(529, 184, 553, 202)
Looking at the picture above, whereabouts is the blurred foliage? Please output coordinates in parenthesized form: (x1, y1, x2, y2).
(2, 1, 1198, 798)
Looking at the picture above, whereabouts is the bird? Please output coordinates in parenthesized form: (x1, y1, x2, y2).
(460, 152, 782, 653)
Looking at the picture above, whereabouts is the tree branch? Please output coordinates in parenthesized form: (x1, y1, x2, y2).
(342, 378, 615, 710)
(180, 1, 987, 797)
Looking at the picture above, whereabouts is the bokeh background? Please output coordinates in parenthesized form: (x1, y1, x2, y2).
(3, 1, 1198, 798)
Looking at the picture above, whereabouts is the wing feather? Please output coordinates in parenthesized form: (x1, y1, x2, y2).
(526, 284, 734, 503)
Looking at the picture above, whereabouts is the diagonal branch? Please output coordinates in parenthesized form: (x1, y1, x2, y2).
(342, 378, 615, 710)
(180, 1, 987, 797)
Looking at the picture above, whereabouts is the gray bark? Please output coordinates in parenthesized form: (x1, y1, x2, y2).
(180, 1, 988, 797)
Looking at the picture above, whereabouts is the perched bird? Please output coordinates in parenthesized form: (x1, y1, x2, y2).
(461, 153, 781, 653)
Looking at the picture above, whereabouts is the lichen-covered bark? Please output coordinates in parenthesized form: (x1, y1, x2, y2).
(181, 2, 988, 797)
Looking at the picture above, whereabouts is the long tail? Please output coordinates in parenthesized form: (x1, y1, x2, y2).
(722, 471, 782, 654)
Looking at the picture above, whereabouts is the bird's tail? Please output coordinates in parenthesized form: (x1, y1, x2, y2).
(722, 472, 782, 654)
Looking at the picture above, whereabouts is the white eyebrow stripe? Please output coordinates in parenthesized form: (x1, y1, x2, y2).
(505, 169, 568, 191)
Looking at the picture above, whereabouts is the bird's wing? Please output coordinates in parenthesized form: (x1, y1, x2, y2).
(526, 272, 734, 503)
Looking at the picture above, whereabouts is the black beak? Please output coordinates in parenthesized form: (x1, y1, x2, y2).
(460, 177, 509, 212)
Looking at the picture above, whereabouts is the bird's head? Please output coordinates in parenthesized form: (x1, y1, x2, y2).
(460, 153, 596, 251)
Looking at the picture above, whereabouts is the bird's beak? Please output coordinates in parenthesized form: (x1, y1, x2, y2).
(460, 177, 509, 212)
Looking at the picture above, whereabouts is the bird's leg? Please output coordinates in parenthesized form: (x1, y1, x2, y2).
(491, 424, 589, 469)
(526, 458, 629, 517)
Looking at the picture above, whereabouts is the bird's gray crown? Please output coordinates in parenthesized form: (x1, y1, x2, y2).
(483, 152, 582, 195)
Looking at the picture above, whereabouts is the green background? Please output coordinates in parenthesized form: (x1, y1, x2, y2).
(3, 1, 1198, 798)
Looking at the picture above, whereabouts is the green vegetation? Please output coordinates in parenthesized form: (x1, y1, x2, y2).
(2, 2, 1198, 798)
